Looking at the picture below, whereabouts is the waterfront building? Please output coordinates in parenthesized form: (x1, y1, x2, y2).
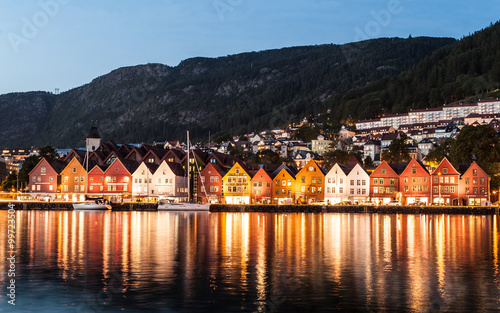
(87, 164, 107, 194)
(60, 157, 86, 202)
(399, 158, 431, 205)
(324, 163, 349, 204)
(346, 158, 370, 204)
(102, 158, 136, 201)
(249, 166, 273, 204)
(28, 158, 66, 197)
(291, 150, 321, 169)
(198, 163, 225, 204)
(271, 164, 298, 205)
(458, 161, 490, 205)
(294, 159, 325, 204)
(430, 158, 460, 205)
(370, 161, 404, 205)
(222, 162, 252, 204)
(131, 162, 158, 199)
(150, 160, 188, 202)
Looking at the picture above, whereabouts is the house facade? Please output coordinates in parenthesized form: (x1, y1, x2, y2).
(222, 162, 252, 204)
(152, 161, 188, 202)
(271, 165, 297, 205)
(250, 167, 273, 204)
(399, 159, 430, 205)
(459, 161, 490, 205)
(60, 157, 86, 202)
(370, 161, 401, 205)
(294, 159, 325, 204)
(346, 163, 370, 204)
(430, 158, 460, 205)
(29, 158, 66, 198)
(324, 163, 349, 204)
(198, 163, 224, 204)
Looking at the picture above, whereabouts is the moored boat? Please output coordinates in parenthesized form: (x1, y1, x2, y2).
(157, 202, 209, 211)
(73, 201, 111, 210)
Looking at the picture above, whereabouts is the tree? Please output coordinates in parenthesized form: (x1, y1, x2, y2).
(364, 155, 374, 168)
(1, 172, 17, 192)
(381, 135, 411, 164)
(322, 149, 362, 170)
(293, 125, 320, 142)
(425, 138, 453, 167)
(450, 125, 500, 166)
(257, 149, 281, 164)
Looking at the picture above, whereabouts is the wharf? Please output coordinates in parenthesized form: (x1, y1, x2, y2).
(210, 204, 500, 215)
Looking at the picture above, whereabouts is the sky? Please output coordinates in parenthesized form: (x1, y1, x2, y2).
(0, 0, 499, 95)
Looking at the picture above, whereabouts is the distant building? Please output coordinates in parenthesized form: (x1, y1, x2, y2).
(311, 135, 332, 156)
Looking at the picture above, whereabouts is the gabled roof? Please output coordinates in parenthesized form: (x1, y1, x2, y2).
(271, 163, 298, 179)
(201, 163, 226, 177)
(432, 157, 460, 175)
(166, 162, 186, 177)
(346, 156, 361, 169)
(62, 149, 86, 162)
(48, 159, 68, 174)
(458, 161, 489, 177)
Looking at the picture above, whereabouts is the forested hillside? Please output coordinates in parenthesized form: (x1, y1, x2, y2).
(0, 37, 456, 148)
(325, 21, 500, 124)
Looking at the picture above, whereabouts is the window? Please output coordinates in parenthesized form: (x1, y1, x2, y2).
(379, 178, 384, 185)
(373, 187, 378, 194)
(480, 187, 486, 194)
(340, 179, 343, 184)
(473, 169, 477, 176)
(465, 178, 470, 185)
(49, 176, 53, 182)
(444, 177, 449, 183)
(301, 176, 306, 183)
(379, 187, 385, 194)
(327, 187, 331, 193)
(350, 188, 354, 195)
(311, 187, 316, 193)
(465, 187, 470, 194)
(480, 177, 485, 185)
(412, 168, 417, 174)
(450, 186, 455, 193)
(72, 167, 77, 173)
(350, 180, 354, 186)
(112, 176, 117, 183)
(443, 168, 448, 174)
(63, 176, 68, 183)
(444, 186, 449, 193)
(433, 186, 438, 193)
(404, 186, 409, 192)
(301, 186, 306, 192)
(473, 187, 478, 194)
(433, 177, 438, 183)
(115, 167, 119, 172)
(357, 180, 361, 186)
(450, 177, 455, 183)
(473, 178, 478, 185)
(318, 178, 322, 184)
(381, 168, 386, 174)
(201, 176, 206, 182)
(328, 178, 332, 183)
(390, 179, 395, 185)
(373, 178, 378, 185)
(312, 177, 316, 184)
(339, 188, 343, 193)
(74, 177, 79, 182)
(41, 167, 46, 173)
(63, 185, 68, 192)
(90, 177, 93, 183)
(404, 177, 408, 183)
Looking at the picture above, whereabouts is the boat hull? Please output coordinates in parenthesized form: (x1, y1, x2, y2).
(73, 203, 110, 210)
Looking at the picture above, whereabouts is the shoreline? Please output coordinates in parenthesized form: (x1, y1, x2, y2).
(0, 202, 499, 215)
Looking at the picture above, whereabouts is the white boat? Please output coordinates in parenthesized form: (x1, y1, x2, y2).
(157, 131, 211, 212)
(157, 202, 210, 211)
(73, 201, 110, 210)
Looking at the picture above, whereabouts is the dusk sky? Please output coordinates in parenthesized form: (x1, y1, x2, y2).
(1, 0, 499, 95)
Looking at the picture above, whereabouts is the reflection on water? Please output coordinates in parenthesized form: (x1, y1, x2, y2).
(1, 211, 500, 312)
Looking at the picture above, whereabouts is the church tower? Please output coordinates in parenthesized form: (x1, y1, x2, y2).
(86, 122, 101, 153)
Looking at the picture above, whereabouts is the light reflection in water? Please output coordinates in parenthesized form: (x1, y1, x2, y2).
(0, 211, 500, 312)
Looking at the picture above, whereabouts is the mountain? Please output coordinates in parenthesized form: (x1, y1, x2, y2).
(0, 36, 456, 148)
(325, 21, 500, 124)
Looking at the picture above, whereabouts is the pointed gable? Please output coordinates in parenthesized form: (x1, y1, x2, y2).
(432, 157, 460, 176)
(371, 161, 398, 178)
(346, 156, 361, 169)
(401, 158, 430, 176)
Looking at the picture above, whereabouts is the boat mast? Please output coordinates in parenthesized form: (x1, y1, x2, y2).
(187, 131, 190, 202)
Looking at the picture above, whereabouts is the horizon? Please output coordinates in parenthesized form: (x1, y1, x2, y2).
(1, 1, 499, 95)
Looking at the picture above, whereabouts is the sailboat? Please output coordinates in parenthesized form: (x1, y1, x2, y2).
(73, 123, 110, 210)
(158, 131, 210, 211)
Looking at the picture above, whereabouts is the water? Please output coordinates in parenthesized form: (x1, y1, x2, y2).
(1, 210, 499, 312)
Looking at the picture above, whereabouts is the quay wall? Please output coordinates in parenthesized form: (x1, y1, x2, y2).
(0, 202, 157, 211)
(210, 204, 500, 215)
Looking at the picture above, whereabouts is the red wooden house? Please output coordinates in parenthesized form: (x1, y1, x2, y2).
(399, 158, 431, 205)
(458, 161, 490, 205)
(249, 167, 273, 204)
(87, 163, 108, 194)
(370, 161, 403, 205)
(198, 163, 225, 204)
(431, 158, 460, 205)
(29, 158, 67, 197)
(102, 158, 136, 201)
